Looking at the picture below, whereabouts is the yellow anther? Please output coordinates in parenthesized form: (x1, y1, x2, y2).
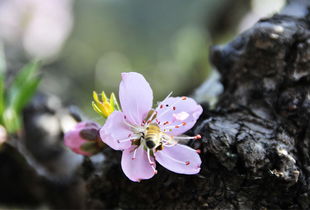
(92, 91, 120, 118)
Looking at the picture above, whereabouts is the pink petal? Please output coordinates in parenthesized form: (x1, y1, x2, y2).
(75, 121, 99, 129)
(121, 146, 156, 182)
(64, 122, 94, 156)
(155, 97, 203, 136)
(119, 72, 153, 125)
(100, 111, 133, 151)
(154, 144, 201, 174)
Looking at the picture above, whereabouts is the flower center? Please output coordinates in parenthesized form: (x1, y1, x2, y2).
(121, 107, 202, 152)
(142, 123, 168, 150)
(119, 109, 201, 175)
(125, 123, 168, 151)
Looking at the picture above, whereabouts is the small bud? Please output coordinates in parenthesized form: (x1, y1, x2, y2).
(64, 121, 103, 156)
(79, 128, 98, 141)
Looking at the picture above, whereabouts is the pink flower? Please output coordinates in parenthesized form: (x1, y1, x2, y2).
(64, 122, 103, 156)
(100, 72, 203, 182)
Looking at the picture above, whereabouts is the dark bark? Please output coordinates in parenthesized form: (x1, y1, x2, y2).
(84, 1, 310, 209)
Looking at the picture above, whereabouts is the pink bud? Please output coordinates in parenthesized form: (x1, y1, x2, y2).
(64, 122, 101, 156)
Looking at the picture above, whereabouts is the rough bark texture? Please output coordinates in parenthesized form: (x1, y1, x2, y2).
(84, 2, 310, 209)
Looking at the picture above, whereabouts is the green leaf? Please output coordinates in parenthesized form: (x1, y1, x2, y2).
(11, 60, 40, 89)
(2, 108, 21, 133)
(11, 78, 41, 113)
(8, 61, 41, 113)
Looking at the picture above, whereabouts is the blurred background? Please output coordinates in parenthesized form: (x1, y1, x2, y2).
(0, 0, 285, 119)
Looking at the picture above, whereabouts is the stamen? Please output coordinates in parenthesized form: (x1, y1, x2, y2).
(122, 118, 137, 129)
(132, 148, 138, 160)
(162, 122, 187, 130)
(117, 136, 136, 143)
(164, 153, 190, 165)
(161, 136, 178, 147)
(196, 149, 201, 154)
(173, 135, 201, 140)
(182, 96, 187, 100)
(128, 112, 139, 125)
(163, 121, 170, 125)
(173, 106, 176, 110)
(160, 105, 163, 109)
(147, 149, 155, 165)
(145, 110, 157, 125)
(159, 91, 173, 106)
(156, 97, 186, 120)
(162, 143, 177, 147)
(151, 165, 157, 174)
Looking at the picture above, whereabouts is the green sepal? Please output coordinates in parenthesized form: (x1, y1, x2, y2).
(80, 141, 102, 155)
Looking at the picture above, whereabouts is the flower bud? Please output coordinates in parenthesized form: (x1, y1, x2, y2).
(64, 122, 104, 156)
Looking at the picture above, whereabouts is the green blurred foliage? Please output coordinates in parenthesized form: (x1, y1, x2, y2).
(8, 62, 40, 113)
(0, 50, 40, 133)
